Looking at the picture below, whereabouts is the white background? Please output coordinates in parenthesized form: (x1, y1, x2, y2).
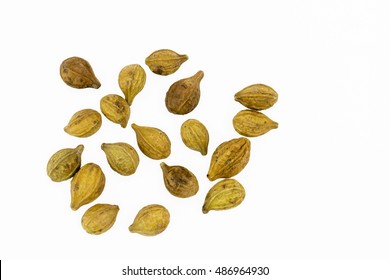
(1, 0, 390, 278)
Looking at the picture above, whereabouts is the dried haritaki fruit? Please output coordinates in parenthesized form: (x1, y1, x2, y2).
(202, 179, 245, 214)
(160, 162, 199, 198)
(101, 142, 139, 176)
(81, 204, 119, 235)
(100, 94, 130, 128)
(64, 109, 102, 138)
(145, 49, 188, 75)
(165, 70, 204, 115)
(129, 204, 170, 236)
(118, 64, 146, 105)
(233, 109, 278, 137)
(234, 84, 278, 110)
(46, 145, 84, 182)
(131, 123, 171, 160)
(180, 119, 209, 155)
(60, 56, 101, 89)
(207, 137, 250, 181)
(70, 163, 106, 211)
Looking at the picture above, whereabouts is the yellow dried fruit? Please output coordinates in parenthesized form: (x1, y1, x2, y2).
(131, 123, 171, 160)
(160, 162, 199, 198)
(165, 71, 204, 115)
(70, 163, 105, 211)
(233, 110, 278, 137)
(145, 49, 188, 75)
(118, 64, 146, 105)
(64, 109, 102, 137)
(202, 179, 245, 214)
(60, 56, 101, 89)
(46, 144, 84, 182)
(207, 137, 250, 181)
(180, 119, 209, 155)
(81, 203, 119, 235)
(100, 94, 130, 128)
(129, 204, 170, 236)
(234, 84, 278, 110)
(101, 142, 139, 176)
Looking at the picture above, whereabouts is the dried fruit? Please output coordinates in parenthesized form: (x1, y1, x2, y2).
(60, 56, 101, 89)
(207, 137, 250, 181)
(101, 142, 139, 176)
(202, 179, 245, 214)
(81, 203, 119, 235)
(118, 64, 146, 105)
(233, 110, 278, 137)
(165, 71, 204, 115)
(145, 49, 188, 75)
(100, 94, 130, 128)
(160, 162, 199, 198)
(131, 123, 171, 160)
(70, 163, 105, 211)
(64, 109, 102, 138)
(234, 84, 278, 110)
(180, 119, 209, 155)
(129, 204, 170, 236)
(46, 145, 84, 182)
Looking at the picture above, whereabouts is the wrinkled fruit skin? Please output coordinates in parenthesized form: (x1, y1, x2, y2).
(81, 204, 119, 235)
(165, 71, 204, 115)
(46, 145, 84, 182)
(70, 163, 106, 211)
(180, 119, 209, 155)
(234, 84, 278, 110)
(100, 94, 130, 128)
(160, 162, 199, 198)
(60, 56, 101, 89)
(101, 142, 140, 176)
(233, 110, 278, 137)
(64, 109, 102, 138)
(131, 123, 171, 160)
(145, 49, 188, 75)
(118, 64, 146, 105)
(129, 204, 170, 236)
(202, 179, 246, 214)
(207, 137, 251, 181)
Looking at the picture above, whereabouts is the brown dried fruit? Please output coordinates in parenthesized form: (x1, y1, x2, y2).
(118, 64, 146, 105)
(207, 137, 250, 181)
(70, 163, 106, 210)
(234, 84, 278, 110)
(100, 94, 130, 128)
(81, 204, 119, 235)
(160, 162, 199, 198)
(202, 179, 246, 214)
(129, 204, 170, 236)
(46, 145, 84, 182)
(165, 71, 204, 115)
(145, 49, 188, 75)
(60, 56, 101, 89)
(233, 110, 278, 137)
(101, 142, 139, 176)
(64, 109, 102, 138)
(180, 119, 209, 155)
(131, 123, 171, 160)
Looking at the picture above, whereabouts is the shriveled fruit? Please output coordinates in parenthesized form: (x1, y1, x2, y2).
(81, 204, 119, 235)
(100, 94, 130, 128)
(202, 179, 245, 214)
(160, 162, 199, 198)
(207, 137, 250, 181)
(118, 64, 146, 105)
(234, 84, 278, 110)
(129, 204, 170, 236)
(145, 49, 188, 75)
(70, 163, 105, 210)
(64, 109, 102, 138)
(233, 110, 278, 137)
(46, 145, 84, 182)
(180, 119, 209, 155)
(101, 142, 139, 176)
(60, 56, 101, 89)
